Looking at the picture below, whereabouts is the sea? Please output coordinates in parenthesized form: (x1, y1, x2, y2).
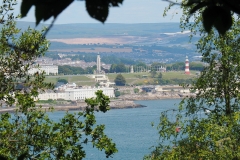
(49, 99, 181, 160)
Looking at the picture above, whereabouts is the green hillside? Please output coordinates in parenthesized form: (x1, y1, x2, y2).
(45, 71, 198, 86)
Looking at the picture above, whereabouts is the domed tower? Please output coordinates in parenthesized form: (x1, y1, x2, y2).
(185, 56, 190, 75)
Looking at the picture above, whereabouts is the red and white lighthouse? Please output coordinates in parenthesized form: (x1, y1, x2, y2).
(185, 56, 190, 75)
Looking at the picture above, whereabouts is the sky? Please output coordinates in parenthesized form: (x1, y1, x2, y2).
(15, 0, 182, 24)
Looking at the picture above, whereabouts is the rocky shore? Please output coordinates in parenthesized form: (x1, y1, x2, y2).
(0, 100, 146, 113)
(52, 100, 147, 111)
(109, 100, 146, 109)
(119, 92, 194, 101)
(0, 92, 194, 113)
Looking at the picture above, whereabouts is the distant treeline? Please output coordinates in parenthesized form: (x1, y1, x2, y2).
(58, 65, 96, 75)
(109, 62, 204, 73)
(57, 62, 204, 75)
(46, 52, 137, 65)
(166, 62, 204, 71)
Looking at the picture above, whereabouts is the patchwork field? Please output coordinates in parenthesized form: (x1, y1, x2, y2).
(49, 36, 152, 45)
(49, 47, 132, 53)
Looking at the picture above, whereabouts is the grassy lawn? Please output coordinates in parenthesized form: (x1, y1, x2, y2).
(131, 78, 155, 85)
(107, 73, 151, 81)
(75, 81, 96, 86)
(162, 71, 198, 80)
(44, 71, 198, 86)
(108, 71, 197, 80)
(45, 75, 92, 84)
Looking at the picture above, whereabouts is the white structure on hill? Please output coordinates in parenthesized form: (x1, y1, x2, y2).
(130, 65, 134, 73)
(29, 64, 58, 75)
(157, 66, 166, 72)
(97, 53, 101, 74)
(88, 53, 115, 87)
(38, 83, 115, 100)
(88, 74, 115, 87)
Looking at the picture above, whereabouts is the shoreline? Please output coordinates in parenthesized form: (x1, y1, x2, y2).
(0, 94, 193, 113)
(0, 100, 147, 113)
(118, 92, 193, 101)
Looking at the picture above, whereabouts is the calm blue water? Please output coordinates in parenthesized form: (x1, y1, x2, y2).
(49, 99, 181, 160)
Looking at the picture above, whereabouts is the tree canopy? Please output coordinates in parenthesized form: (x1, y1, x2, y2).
(114, 74, 126, 86)
(110, 63, 126, 73)
(57, 78, 68, 84)
(144, 2, 240, 160)
(0, 1, 117, 159)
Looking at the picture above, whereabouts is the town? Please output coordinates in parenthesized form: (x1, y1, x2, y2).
(33, 53, 197, 105)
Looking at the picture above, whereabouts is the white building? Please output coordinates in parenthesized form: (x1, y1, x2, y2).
(88, 74, 115, 87)
(38, 86, 115, 101)
(38, 90, 65, 100)
(28, 64, 58, 75)
(65, 87, 115, 100)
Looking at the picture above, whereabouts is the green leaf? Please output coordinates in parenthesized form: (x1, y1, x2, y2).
(86, 0, 109, 23)
(202, 6, 232, 35)
(20, 0, 33, 18)
(86, 0, 123, 23)
(185, 0, 201, 6)
(0, 155, 7, 160)
(202, 6, 216, 33)
(17, 153, 28, 160)
(189, 2, 208, 14)
(213, 7, 232, 35)
(35, 5, 44, 25)
(22, 0, 73, 25)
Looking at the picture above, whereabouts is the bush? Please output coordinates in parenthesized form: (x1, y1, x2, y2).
(134, 88, 139, 94)
(114, 91, 121, 97)
(114, 74, 126, 86)
(57, 78, 68, 84)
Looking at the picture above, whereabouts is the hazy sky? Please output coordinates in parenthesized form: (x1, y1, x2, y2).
(15, 0, 182, 24)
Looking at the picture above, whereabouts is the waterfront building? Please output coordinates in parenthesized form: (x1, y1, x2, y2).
(185, 56, 190, 75)
(29, 64, 58, 75)
(65, 87, 114, 100)
(38, 90, 65, 100)
(38, 84, 115, 101)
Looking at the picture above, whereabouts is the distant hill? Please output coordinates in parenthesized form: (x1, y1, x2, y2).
(15, 22, 183, 39)
(14, 22, 200, 63)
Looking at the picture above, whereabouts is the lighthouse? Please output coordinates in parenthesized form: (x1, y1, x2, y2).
(185, 56, 190, 75)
